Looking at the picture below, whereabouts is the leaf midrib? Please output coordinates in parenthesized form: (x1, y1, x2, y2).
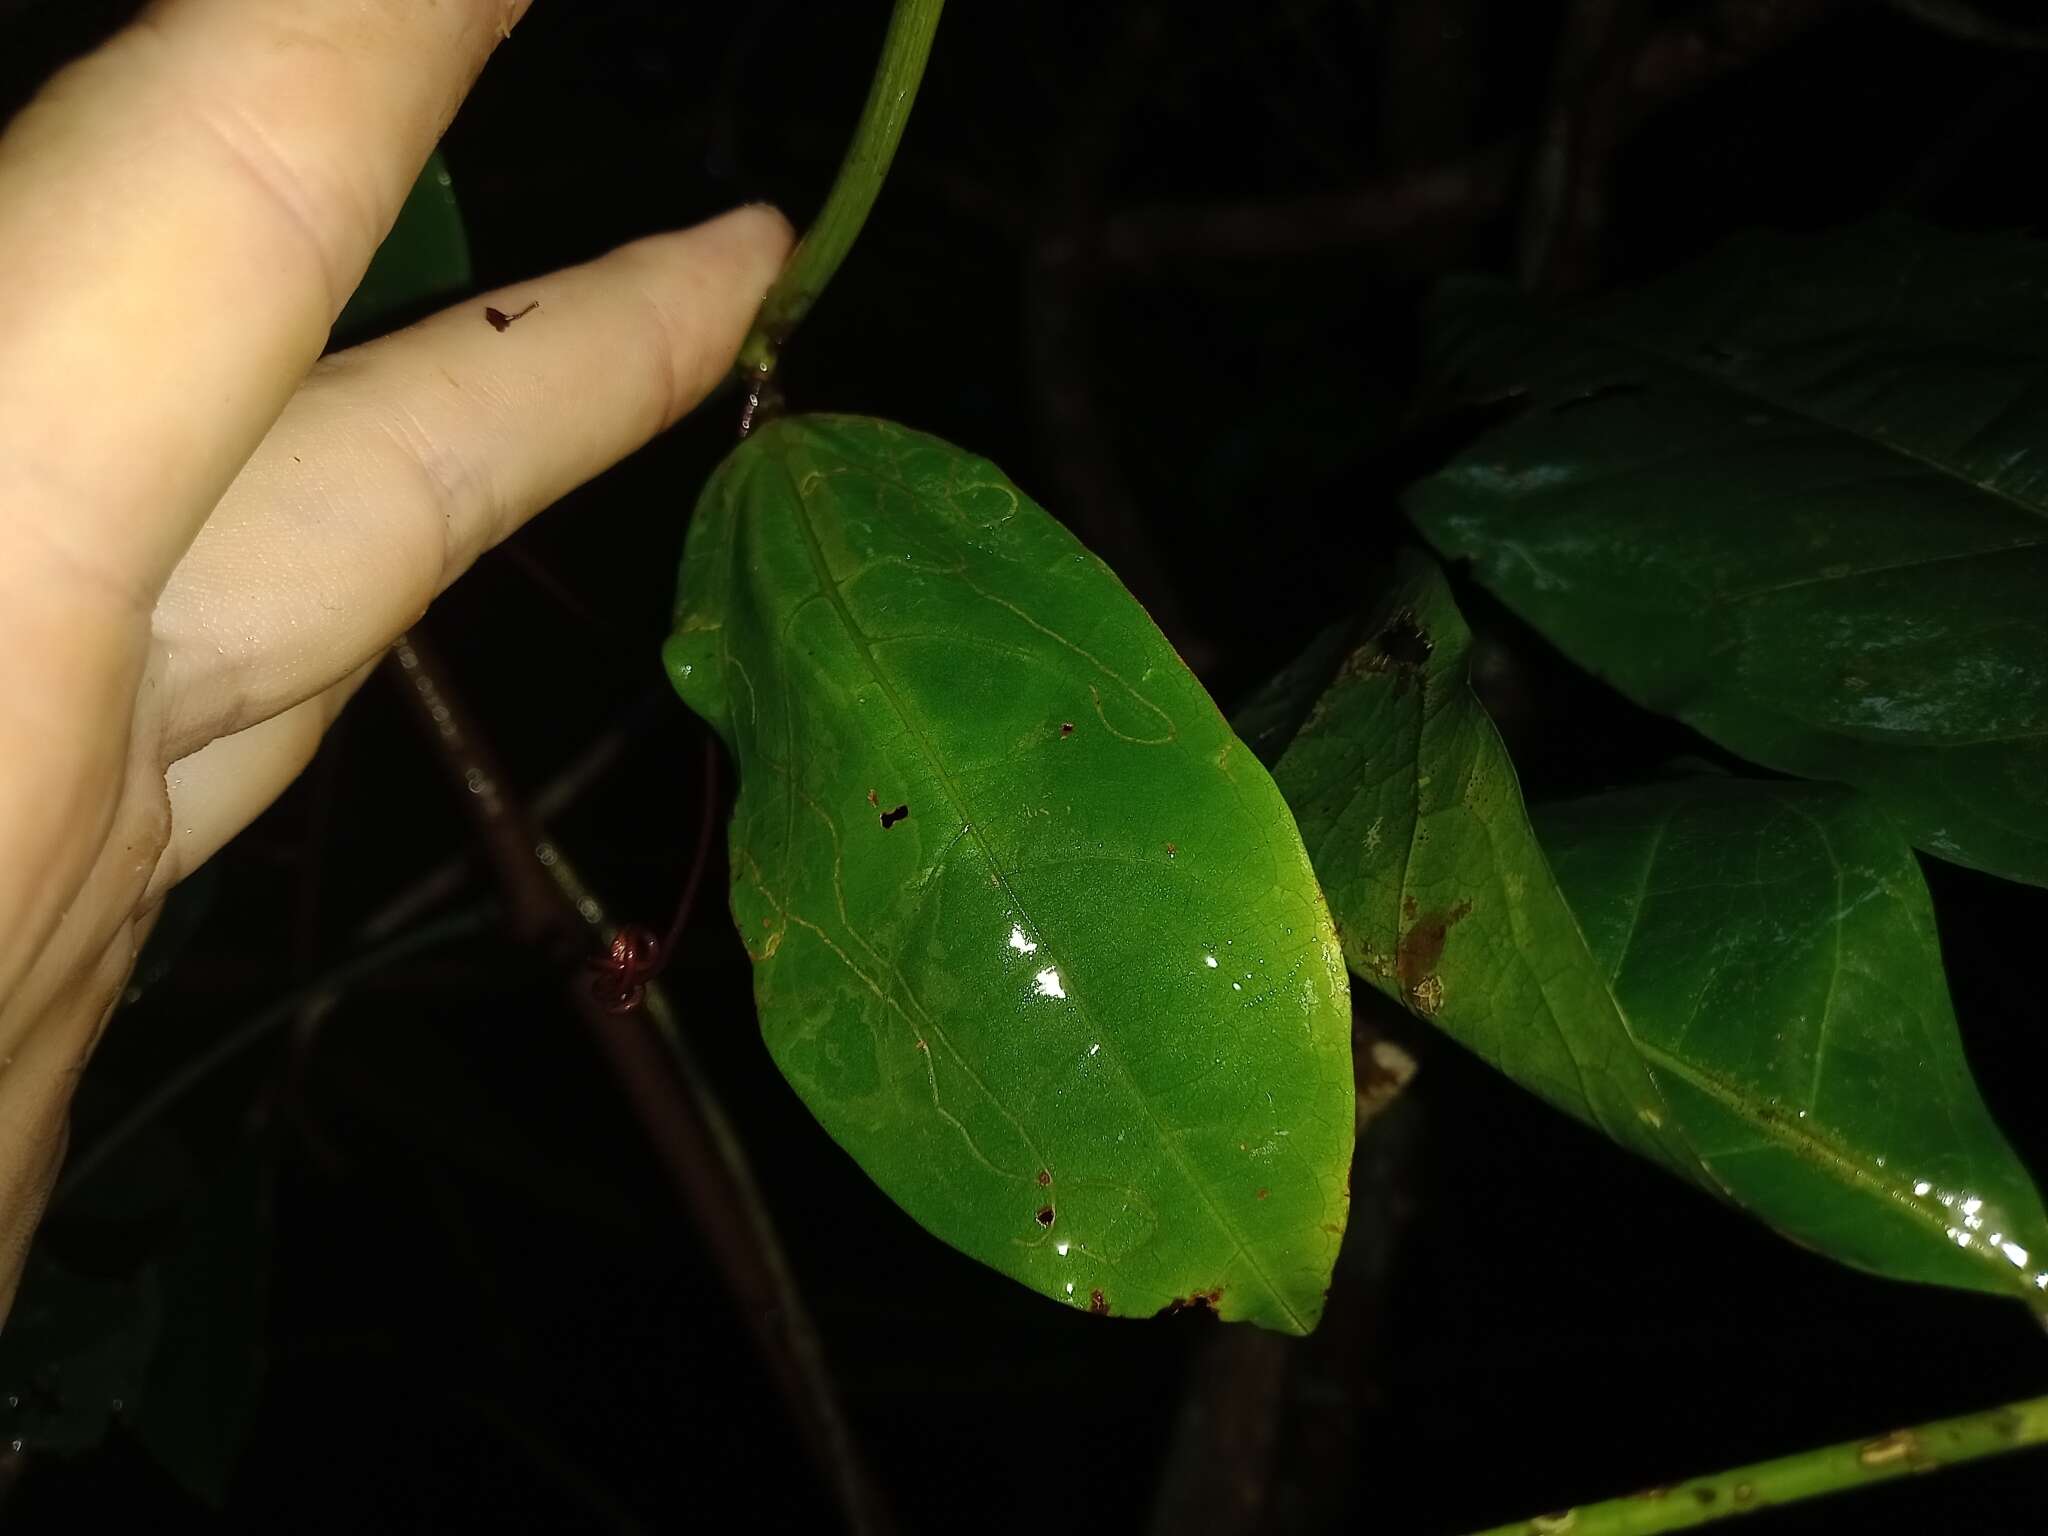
(1635, 1040, 2030, 1297)
(777, 453, 1306, 1330)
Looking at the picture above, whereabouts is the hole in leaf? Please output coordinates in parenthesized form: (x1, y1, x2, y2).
(880, 803, 910, 829)
(1373, 611, 1433, 670)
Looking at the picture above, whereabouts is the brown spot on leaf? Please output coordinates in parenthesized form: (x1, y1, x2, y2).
(1059, 721, 1075, 736)
(1256, 1187, 1269, 1201)
(1691, 1489, 1717, 1507)
(1156, 1287, 1224, 1317)
(484, 300, 539, 331)
(880, 803, 910, 829)
(1164, 842, 1178, 858)
(1035, 1206, 1055, 1228)
(1733, 1484, 1754, 1505)
(1396, 901, 1471, 991)
(1036, 1169, 1052, 1187)
(1088, 1289, 1109, 1316)
(866, 788, 879, 807)
(1340, 609, 1435, 696)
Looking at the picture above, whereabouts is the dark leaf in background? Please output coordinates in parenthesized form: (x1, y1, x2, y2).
(1409, 223, 2048, 887)
(331, 149, 473, 345)
(1262, 549, 2048, 1303)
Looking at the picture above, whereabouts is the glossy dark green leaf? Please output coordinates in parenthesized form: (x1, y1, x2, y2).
(665, 415, 1354, 1332)
(1406, 224, 2048, 886)
(332, 149, 471, 344)
(1538, 778, 2048, 1299)
(1264, 551, 2048, 1302)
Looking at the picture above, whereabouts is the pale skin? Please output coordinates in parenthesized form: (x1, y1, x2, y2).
(0, 0, 793, 1317)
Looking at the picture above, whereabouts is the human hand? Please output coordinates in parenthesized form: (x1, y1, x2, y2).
(0, 0, 791, 1316)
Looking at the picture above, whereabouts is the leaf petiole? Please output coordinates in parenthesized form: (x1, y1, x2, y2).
(734, 0, 947, 427)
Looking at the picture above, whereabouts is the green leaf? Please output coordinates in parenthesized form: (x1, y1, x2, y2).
(1538, 778, 2048, 1299)
(665, 415, 1354, 1333)
(1406, 223, 2048, 887)
(1264, 550, 2048, 1302)
(332, 148, 471, 344)
(1263, 551, 1706, 1186)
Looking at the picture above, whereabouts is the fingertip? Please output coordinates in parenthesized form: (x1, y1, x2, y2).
(684, 202, 797, 288)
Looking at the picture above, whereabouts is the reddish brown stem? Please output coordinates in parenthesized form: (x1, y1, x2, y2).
(385, 629, 894, 1535)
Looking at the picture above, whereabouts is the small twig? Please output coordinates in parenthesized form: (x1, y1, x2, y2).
(1888, 0, 2048, 49)
(1096, 150, 1516, 271)
(355, 687, 670, 946)
(386, 629, 894, 1535)
(1463, 1393, 2048, 1536)
(661, 734, 720, 964)
(734, 0, 947, 408)
(1004, 2, 1852, 282)
(1630, 0, 1867, 100)
(1519, 0, 1648, 293)
(52, 904, 497, 1207)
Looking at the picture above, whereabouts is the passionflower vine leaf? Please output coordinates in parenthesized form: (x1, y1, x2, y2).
(1260, 549, 2048, 1304)
(1407, 223, 2048, 887)
(664, 415, 1354, 1332)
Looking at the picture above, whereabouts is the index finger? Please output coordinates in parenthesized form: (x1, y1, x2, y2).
(0, 0, 530, 609)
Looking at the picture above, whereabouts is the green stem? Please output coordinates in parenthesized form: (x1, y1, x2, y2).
(734, 0, 946, 393)
(1463, 1393, 2048, 1536)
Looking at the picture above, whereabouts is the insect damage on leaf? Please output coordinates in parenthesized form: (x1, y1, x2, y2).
(663, 414, 1355, 1333)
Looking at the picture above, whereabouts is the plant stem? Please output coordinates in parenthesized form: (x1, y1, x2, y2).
(387, 629, 895, 1534)
(1463, 1393, 2048, 1536)
(734, 0, 946, 402)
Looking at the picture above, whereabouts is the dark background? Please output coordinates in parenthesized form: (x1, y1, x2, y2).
(5, 0, 2048, 1530)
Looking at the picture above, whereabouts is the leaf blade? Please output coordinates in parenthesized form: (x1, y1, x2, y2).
(1538, 777, 2048, 1296)
(1264, 551, 2048, 1302)
(1407, 223, 2048, 885)
(667, 415, 1355, 1332)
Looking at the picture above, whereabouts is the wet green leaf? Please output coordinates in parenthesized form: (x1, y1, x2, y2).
(1264, 551, 2048, 1302)
(332, 148, 471, 344)
(1538, 778, 2048, 1299)
(1407, 223, 2048, 886)
(665, 415, 1354, 1333)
